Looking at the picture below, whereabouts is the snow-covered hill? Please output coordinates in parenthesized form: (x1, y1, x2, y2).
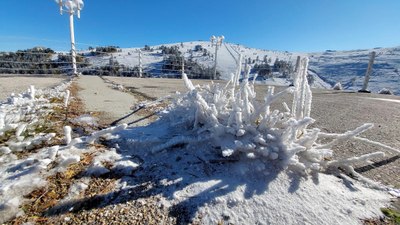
(79, 42, 400, 94)
(308, 47, 400, 95)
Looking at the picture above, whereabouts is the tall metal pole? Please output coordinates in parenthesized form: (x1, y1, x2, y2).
(213, 44, 219, 80)
(360, 51, 376, 93)
(69, 12, 78, 76)
(181, 57, 185, 77)
(56, 0, 83, 76)
(294, 56, 301, 73)
(138, 50, 142, 78)
(211, 35, 224, 80)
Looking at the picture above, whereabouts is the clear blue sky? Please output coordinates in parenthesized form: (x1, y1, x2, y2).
(0, 0, 399, 52)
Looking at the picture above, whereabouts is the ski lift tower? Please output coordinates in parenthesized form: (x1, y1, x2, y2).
(56, 0, 84, 76)
(210, 35, 224, 80)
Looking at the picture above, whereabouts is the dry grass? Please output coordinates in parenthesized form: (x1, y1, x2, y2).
(9, 152, 96, 225)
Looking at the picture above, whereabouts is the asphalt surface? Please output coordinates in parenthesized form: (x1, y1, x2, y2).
(76, 75, 150, 126)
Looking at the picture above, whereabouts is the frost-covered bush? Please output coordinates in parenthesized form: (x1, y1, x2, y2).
(153, 56, 399, 183)
(378, 88, 393, 95)
(333, 82, 343, 90)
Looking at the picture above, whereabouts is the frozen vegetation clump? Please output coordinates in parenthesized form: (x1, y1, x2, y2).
(333, 82, 343, 90)
(155, 57, 399, 183)
(0, 80, 129, 223)
(378, 88, 393, 95)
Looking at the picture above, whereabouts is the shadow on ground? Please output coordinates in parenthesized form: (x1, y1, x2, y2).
(44, 119, 349, 224)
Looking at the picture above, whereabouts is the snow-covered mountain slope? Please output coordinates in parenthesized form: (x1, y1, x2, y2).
(79, 42, 400, 94)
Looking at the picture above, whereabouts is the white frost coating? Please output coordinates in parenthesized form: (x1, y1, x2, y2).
(316, 123, 374, 149)
(64, 126, 72, 145)
(86, 123, 128, 144)
(0, 81, 73, 223)
(389, 188, 400, 197)
(292, 57, 312, 121)
(64, 90, 70, 107)
(0, 146, 11, 155)
(112, 160, 139, 175)
(29, 85, 35, 100)
(0, 113, 4, 130)
(354, 136, 400, 154)
(378, 88, 393, 95)
(15, 123, 27, 137)
(59, 153, 80, 168)
(0, 197, 20, 223)
(85, 148, 139, 177)
(65, 180, 89, 200)
(69, 137, 83, 146)
(146, 56, 396, 183)
(182, 73, 195, 91)
(333, 82, 343, 90)
(328, 152, 385, 168)
(47, 145, 60, 160)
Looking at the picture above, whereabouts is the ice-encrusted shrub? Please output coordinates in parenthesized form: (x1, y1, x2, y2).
(378, 88, 393, 95)
(333, 82, 343, 90)
(154, 56, 399, 184)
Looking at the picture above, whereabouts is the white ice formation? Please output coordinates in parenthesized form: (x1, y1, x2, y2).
(154, 57, 399, 187)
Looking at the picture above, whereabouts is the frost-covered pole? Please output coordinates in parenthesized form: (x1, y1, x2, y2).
(294, 56, 301, 73)
(69, 13, 78, 76)
(56, 0, 84, 76)
(181, 57, 185, 77)
(138, 49, 142, 78)
(292, 57, 312, 120)
(244, 58, 248, 77)
(360, 51, 376, 93)
(210, 35, 224, 80)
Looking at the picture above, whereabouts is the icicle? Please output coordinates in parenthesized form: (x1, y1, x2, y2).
(29, 85, 35, 100)
(327, 152, 385, 168)
(64, 90, 70, 107)
(15, 123, 27, 137)
(86, 124, 127, 144)
(182, 73, 195, 91)
(316, 123, 373, 149)
(291, 57, 311, 120)
(64, 126, 72, 145)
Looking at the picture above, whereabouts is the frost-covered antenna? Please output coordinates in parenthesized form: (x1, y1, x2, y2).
(359, 51, 376, 93)
(138, 49, 143, 78)
(57, 0, 63, 15)
(210, 35, 225, 80)
(55, 0, 84, 76)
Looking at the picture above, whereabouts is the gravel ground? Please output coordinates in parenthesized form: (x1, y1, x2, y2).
(0, 75, 66, 101)
(47, 195, 176, 225)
